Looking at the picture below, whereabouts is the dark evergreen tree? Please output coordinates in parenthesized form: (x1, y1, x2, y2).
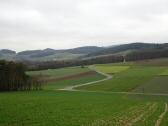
(0, 60, 41, 91)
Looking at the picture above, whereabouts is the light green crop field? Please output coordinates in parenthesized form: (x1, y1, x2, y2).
(94, 65, 130, 74)
(77, 66, 166, 92)
(27, 67, 90, 77)
(0, 90, 167, 126)
(160, 69, 168, 75)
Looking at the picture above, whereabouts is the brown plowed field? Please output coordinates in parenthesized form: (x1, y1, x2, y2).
(39, 71, 97, 83)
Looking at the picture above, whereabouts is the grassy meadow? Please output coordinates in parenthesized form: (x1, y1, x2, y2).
(160, 69, 168, 75)
(0, 58, 168, 126)
(27, 67, 90, 77)
(44, 73, 105, 90)
(0, 91, 168, 126)
(133, 76, 168, 94)
(94, 65, 130, 74)
(77, 66, 167, 92)
(28, 66, 105, 90)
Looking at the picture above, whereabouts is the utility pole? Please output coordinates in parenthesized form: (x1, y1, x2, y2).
(123, 55, 126, 63)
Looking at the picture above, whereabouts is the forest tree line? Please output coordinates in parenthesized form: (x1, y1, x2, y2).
(25, 55, 123, 71)
(25, 48, 168, 71)
(0, 60, 42, 91)
(125, 49, 168, 61)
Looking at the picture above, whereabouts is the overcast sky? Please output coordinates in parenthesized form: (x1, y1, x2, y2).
(0, 0, 168, 51)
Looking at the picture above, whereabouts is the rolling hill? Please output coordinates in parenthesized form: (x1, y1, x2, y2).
(0, 46, 104, 61)
(0, 43, 168, 62)
(86, 43, 168, 57)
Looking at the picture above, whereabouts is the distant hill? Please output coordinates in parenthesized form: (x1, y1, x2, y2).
(0, 43, 168, 62)
(66, 46, 104, 54)
(0, 46, 104, 61)
(0, 49, 16, 61)
(0, 49, 16, 55)
(87, 43, 168, 57)
(17, 49, 59, 58)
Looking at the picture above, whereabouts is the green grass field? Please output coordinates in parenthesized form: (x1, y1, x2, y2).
(94, 65, 130, 74)
(27, 66, 105, 90)
(133, 76, 168, 94)
(1, 58, 168, 126)
(0, 90, 167, 126)
(27, 67, 90, 77)
(77, 66, 166, 92)
(44, 73, 105, 90)
(160, 69, 168, 75)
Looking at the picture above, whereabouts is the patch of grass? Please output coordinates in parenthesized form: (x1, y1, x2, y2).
(133, 76, 168, 94)
(27, 67, 90, 78)
(78, 66, 166, 92)
(161, 110, 168, 126)
(160, 69, 168, 75)
(27, 66, 105, 90)
(132, 102, 165, 126)
(44, 73, 105, 90)
(0, 90, 164, 126)
(94, 65, 130, 74)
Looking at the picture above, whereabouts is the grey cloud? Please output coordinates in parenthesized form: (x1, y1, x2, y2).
(0, 0, 167, 51)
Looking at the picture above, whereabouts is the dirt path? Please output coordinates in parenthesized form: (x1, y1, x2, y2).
(60, 65, 112, 91)
(155, 103, 168, 126)
(60, 66, 168, 97)
(66, 89, 168, 96)
(43, 71, 97, 83)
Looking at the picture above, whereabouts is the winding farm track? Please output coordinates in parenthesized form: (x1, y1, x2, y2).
(60, 65, 168, 97)
(60, 65, 112, 91)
